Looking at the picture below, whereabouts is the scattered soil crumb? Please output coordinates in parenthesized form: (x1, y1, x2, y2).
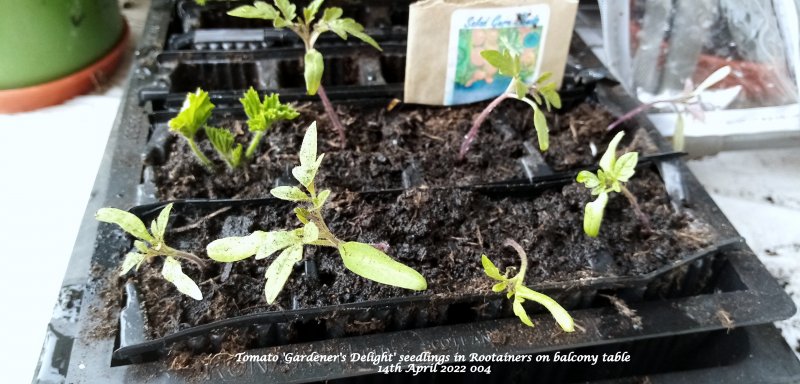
(601, 294, 643, 330)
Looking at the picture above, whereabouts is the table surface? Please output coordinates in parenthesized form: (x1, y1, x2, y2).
(0, 1, 797, 382)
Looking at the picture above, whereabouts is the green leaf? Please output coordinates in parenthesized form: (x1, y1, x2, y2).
(240, 87, 263, 123)
(292, 157, 323, 189)
(302, 222, 319, 244)
(292, 122, 323, 188)
(583, 192, 609, 238)
(541, 88, 562, 110)
(481, 254, 504, 281)
(274, 0, 297, 22)
(480, 50, 515, 76)
(321, 6, 342, 22)
(264, 244, 303, 304)
(228, 2, 279, 19)
(133, 240, 149, 253)
(338, 242, 427, 290)
(303, 0, 324, 23)
(673, 113, 685, 151)
(206, 231, 268, 262)
(314, 189, 331, 209)
(206, 126, 241, 168)
(152, 203, 173, 241)
(513, 298, 534, 327)
(576, 170, 600, 190)
(270, 186, 310, 202)
(304, 49, 324, 95)
(513, 78, 528, 99)
(161, 257, 203, 300)
(516, 286, 575, 332)
(614, 152, 638, 182)
(120, 252, 146, 275)
(256, 230, 302, 260)
(96, 208, 154, 243)
(168, 89, 214, 139)
(294, 207, 311, 224)
(491, 282, 507, 292)
(535, 72, 553, 84)
(533, 105, 549, 151)
(600, 131, 625, 173)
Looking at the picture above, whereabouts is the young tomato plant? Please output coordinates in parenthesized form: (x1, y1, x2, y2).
(576, 131, 650, 237)
(206, 122, 427, 304)
(458, 49, 561, 161)
(96, 203, 205, 300)
(607, 66, 731, 151)
(169, 88, 215, 168)
(240, 86, 300, 159)
(228, 0, 382, 146)
(482, 239, 574, 332)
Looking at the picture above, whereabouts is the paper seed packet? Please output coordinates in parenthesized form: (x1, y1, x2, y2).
(404, 0, 578, 106)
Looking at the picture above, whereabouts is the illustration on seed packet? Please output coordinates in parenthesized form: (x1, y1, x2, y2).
(444, 5, 550, 105)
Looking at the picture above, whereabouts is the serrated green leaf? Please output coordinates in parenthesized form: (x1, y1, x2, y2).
(673, 113, 685, 151)
(228, 2, 279, 19)
(270, 186, 310, 202)
(480, 50, 515, 76)
(303, 0, 324, 23)
(614, 152, 638, 182)
(600, 131, 624, 173)
(162, 257, 203, 300)
(304, 49, 324, 95)
(120, 252, 146, 275)
(481, 255, 504, 281)
(516, 286, 575, 332)
(513, 298, 534, 327)
(274, 0, 296, 22)
(240, 87, 262, 122)
(96, 208, 154, 243)
(168, 89, 214, 139)
(322, 6, 342, 22)
(302, 222, 319, 244)
(314, 189, 331, 209)
(206, 231, 268, 262)
(273, 16, 289, 28)
(264, 244, 303, 304)
(584, 192, 608, 238)
(256, 230, 302, 260)
(492, 282, 507, 292)
(533, 106, 549, 151)
(576, 170, 600, 189)
(338, 242, 427, 290)
(153, 203, 173, 241)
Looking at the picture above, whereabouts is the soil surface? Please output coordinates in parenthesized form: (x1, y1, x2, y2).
(153, 100, 657, 199)
(127, 168, 714, 341)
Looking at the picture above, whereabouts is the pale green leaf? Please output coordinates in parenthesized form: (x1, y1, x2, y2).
(513, 298, 534, 327)
(133, 240, 149, 253)
(270, 186, 310, 202)
(264, 244, 303, 304)
(153, 203, 173, 241)
(292, 165, 318, 190)
(492, 282, 507, 292)
(338, 242, 427, 290)
(576, 170, 600, 189)
(240, 87, 263, 123)
(321, 6, 342, 22)
(206, 231, 268, 262)
(533, 106, 549, 152)
(228, 2, 279, 19)
(302, 222, 319, 244)
(542, 88, 562, 109)
(481, 254, 504, 281)
(304, 49, 324, 95)
(303, 0, 324, 23)
(480, 50, 515, 76)
(274, 0, 296, 22)
(614, 152, 638, 182)
(513, 78, 528, 100)
(600, 131, 625, 173)
(516, 286, 575, 332)
(256, 230, 302, 260)
(96, 208, 154, 243)
(161, 257, 203, 300)
(294, 207, 311, 224)
(314, 189, 331, 209)
(584, 192, 609, 238)
(299, 122, 317, 165)
(535, 72, 553, 84)
(673, 113, 685, 151)
(120, 252, 146, 275)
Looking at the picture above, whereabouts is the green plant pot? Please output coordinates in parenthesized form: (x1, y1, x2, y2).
(0, 0, 124, 90)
